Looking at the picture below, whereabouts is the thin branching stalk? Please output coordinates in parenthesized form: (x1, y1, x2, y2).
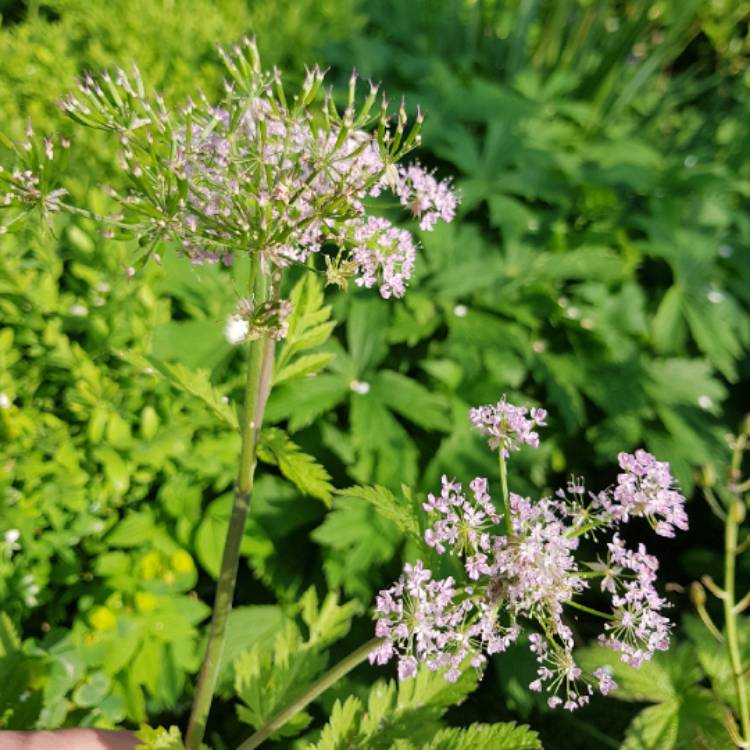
(723, 499, 750, 745)
(185, 263, 275, 750)
(236, 638, 381, 750)
(724, 432, 750, 746)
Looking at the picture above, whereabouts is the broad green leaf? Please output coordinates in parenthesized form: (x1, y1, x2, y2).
(312, 499, 399, 599)
(258, 427, 334, 505)
(376, 370, 451, 432)
(645, 358, 726, 410)
(347, 298, 389, 372)
(264, 374, 349, 431)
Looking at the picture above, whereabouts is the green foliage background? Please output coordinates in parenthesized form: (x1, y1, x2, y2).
(1, 0, 749, 747)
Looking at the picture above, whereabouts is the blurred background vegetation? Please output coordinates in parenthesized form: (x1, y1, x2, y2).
(1, 0, 749, 747)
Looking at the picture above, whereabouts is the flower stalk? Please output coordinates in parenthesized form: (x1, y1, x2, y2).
(185, 264, 274, 750)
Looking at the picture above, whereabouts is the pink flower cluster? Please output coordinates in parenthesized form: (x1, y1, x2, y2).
(59, 46, 458, 299)
(605, 450, 689, 537)
(469, 397, 547, 457)
(395, 164, 458, 231)
(371, 399, 687, 711)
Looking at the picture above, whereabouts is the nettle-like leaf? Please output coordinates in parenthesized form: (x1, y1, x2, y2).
(274, 273, 336, 386)
(307, 665, 535, 750)
(234, 589, 359, 739)
(578, 644, 733, 749)
(258, 427, 334, 506)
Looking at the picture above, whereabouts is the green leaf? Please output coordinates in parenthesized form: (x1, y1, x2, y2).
(309, 665, 480, 749)
(216, 605, 288, 693)
(335, 484, 423, 546)
(73, 671, 112, 708)
(645, 357, 726, 410)
(125, 352, 237, 429)
(309, 696, 362, 750)
(264, 374, 349, 431)
(135, 724, 187, 750)
(347, 298, 389, 372)
(652, 285, 686, 354)
(299, 588, 360, 648)
(376, 370, 451, 432)
(581, 644, 733, 749)
(0, 614, 21, 656)
(258, 427, 334, 505)
(274, 273, 336, 384)
(234, 623, 326, 738)
(421, 722, 541, 750)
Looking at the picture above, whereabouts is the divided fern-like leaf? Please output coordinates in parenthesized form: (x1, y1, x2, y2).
(258, 427, 334, 505)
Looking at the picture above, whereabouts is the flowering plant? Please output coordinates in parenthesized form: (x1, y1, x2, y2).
(372, 397, 687, 710)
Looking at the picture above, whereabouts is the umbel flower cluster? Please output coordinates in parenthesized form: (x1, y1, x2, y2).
(50, 38, 457, 301)
(370, 397, 688, 711)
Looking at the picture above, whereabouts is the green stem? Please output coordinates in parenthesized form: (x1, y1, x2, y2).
(498, 451, 512, 536)
(724, 500, 750, 744)
(567, 599, 615, 621)
(185, 270, 274, 750)
(236, 638, 381, 750)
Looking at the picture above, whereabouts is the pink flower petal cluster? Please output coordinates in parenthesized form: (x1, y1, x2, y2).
(371, 399, 687, 711)
(469, 397, 547, 457)
(597, 534, 671, 666)
(395, 164, 458, 231)
(603, 450, 689, 537)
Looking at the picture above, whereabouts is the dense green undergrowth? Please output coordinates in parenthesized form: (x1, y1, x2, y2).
(1, 1, 749, 748)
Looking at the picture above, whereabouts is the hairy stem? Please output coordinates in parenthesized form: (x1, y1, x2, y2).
(724, 499, 750, 744)
(236, 638, 381, 750)
(185, 268, 274, 750)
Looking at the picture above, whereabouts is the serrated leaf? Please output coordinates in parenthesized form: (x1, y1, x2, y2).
(135, 724, 187, 750)
(124, 352, 237, 429)
(308, 665, 480, 750)
(645, 357, 726, 409)
(0, 613, 21, 656)
(258, 427, 334, 505)
(299, 589, 360, 648)
(308, 696, 362, 750)
(335, 484, 422, 545)
(216, 605, 288, 694)
(422, 722, 541, 750)
(274, 273, 335, 384)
